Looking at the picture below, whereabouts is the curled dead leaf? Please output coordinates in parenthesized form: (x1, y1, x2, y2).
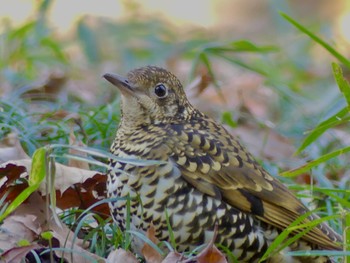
(161, 251, 184, 263)
(21, 71, 67, 100)
(195, 244, 227, 263)
(107, 248, 139, 263)
(186, 66, 213, 96)
(0, 244, 41, 263)
(193, 224, 227, 263)
(141, 224, 163, 263)
(0, 214, 40, 251)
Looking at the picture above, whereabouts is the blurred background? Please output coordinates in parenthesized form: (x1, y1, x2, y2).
(1, 0, 350, 184)
(1, 2, 350, 260)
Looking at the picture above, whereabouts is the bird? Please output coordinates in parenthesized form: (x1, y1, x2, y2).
(103, 66, 343, 263)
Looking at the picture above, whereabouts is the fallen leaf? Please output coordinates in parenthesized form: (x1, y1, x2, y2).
(0, 244, 41, 263)
(0, 192, 105, 263)
(161, 251, 184, 263)
(0, 214, 41, 251)
(0, 159, 100, 194)
(0, 162, 28, 203)
(196, 244, 227, 263)
(106, 248, 139, 263)
(0, 160, 109, 220)
(141, 224, 163, 263)
(41, 109, 80, 121)
(193, 224, 227, 263)
(186, 66, 213, 96)
(56, 173, 109, 217)
(21, 71, 67, 100)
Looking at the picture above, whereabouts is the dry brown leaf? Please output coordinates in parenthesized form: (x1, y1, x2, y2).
(195, 244, 227, 263)
(161, 251, 184, 263)
(41, 109, 81, 121)
(56, 173, 109, 217)
(186, 66, 213, 96)
(295, 173, 313, 185)
(0, 159, 98, 193)
(0, 244, 41, 263)
(106, 248, 139, 263)
(0, 160, 109, 218)
(0, 192, 105, 263)
(0, 214, 40, 251)
(0, 161, 28, 203)
(192, 224, 227, 263)
(68, 131, 90, 170)
(21, 71, 67, 100)
(141, 224, 163, 263)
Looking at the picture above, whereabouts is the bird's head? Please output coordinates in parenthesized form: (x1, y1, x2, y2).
(103, 66, 194, 126)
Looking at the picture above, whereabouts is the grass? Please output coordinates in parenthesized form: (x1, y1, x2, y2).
(0, 1, 349, 262)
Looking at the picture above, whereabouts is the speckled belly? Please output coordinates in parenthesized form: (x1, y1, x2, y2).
(107, 159, 274, 262)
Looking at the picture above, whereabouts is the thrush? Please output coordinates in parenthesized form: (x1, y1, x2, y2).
(103, 66, 342, 262)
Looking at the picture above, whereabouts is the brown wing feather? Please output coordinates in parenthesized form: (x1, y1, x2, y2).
(169, 120, 342, 250)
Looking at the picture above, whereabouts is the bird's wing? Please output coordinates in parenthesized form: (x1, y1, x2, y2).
(168, 122, 342, 250)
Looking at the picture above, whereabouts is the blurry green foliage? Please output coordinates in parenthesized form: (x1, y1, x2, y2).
(0, 0, 67, 85)
(74, 15, 211, 69)
(77, 19, 101, 64)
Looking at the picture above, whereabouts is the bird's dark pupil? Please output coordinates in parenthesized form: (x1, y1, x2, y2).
(155, 84, 167, 97)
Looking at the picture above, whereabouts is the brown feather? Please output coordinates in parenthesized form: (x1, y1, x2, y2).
(171, 117, 342, 250)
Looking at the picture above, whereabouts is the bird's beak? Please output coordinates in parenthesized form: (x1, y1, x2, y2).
(103, 73, 134, 96)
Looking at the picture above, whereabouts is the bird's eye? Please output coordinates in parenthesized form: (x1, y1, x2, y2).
(154, 84, 168, 98)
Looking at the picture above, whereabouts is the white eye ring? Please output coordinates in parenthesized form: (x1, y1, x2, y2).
(154, 84, 168, 98)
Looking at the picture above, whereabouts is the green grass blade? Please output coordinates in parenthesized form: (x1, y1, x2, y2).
(282, 146, 350, 177)
(287, 214, 340, 232)
(0, 184, 38, 222)
(206, 40, 278, 53)
(332, 63, 350, 110)
(287, 250, 350, 257)
(8, 21, 35, 40)
(197, 51, 226, 101)
(41, 37, 68, 64)
(259, 210, 314, 262)
(221, 111, 237, 128)
(345, 211, 350, 262)
(199, 52, 218, 87)
(296, 107, 349, 154)
(77, 19, 101, 64)
(165, 209, 176, 250)
(322, 191, 350, 208)
(280, 13, 350, 69)
(0, 192, 10, 216)
(214, 53, 268, 76)
(50, 144, 166, 166)
(127, 230, 165, 256)
(124, 194, 132, 250)
(228, 40, 278, 52)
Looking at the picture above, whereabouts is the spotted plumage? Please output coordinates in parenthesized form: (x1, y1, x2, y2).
(104, 66, 342, 262)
